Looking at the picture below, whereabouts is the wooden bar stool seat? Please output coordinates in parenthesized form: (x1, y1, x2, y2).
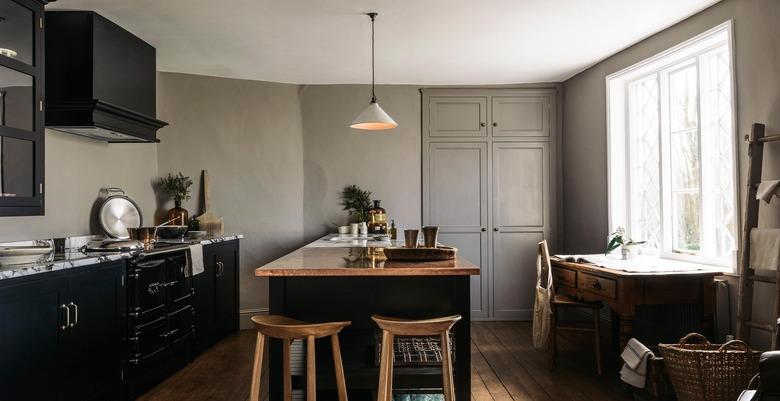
(250, 315, 352, 401)
(372, 315, 461, 401)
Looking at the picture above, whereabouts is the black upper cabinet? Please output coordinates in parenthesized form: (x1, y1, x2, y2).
(0, 0, 46, 216)
(45, 11, 168, 143)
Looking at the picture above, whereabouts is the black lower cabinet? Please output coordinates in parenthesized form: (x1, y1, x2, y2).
(194, 240, 239, 352)
(0, 261, 126, 401)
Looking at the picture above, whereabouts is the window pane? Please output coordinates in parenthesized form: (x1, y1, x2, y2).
(670, 130, 700, 191)
(0, 1, 34, 65)
(0, 136, 34, 198)
(628, 76, 661, 248)
(673, 192, 701, 252)
(0, 65, 34, 131)
(669, 65, 698, 132)
(700, 47, 736, 260)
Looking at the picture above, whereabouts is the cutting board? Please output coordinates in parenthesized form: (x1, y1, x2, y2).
(196, 170, 223, 235)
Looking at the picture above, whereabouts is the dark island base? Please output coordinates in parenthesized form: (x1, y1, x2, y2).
(269, 276, 471, 401)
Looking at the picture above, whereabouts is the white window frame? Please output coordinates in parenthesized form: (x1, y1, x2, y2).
(606, 21, 739, 270)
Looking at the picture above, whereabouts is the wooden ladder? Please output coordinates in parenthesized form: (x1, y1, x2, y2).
(737, 123, 780, 349)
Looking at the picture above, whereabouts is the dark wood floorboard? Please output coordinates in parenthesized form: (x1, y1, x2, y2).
(137, 322, 624, 401)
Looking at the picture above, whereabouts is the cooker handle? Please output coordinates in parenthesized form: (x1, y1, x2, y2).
(104, 187, 126, 195)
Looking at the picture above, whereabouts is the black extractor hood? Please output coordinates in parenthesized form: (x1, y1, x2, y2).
(45, 11, 167, 142)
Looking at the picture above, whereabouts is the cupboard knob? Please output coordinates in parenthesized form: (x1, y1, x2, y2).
(492, 122, 498, 127)
(493, 227, 499, 232)
(480, 122, 486, 127)
(481, 227, 487, 232)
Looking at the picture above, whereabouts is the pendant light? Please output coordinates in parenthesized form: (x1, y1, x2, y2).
(350, 12, 398, 131)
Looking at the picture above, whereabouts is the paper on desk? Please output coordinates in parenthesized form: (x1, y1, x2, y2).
(554, 254, 722, 273)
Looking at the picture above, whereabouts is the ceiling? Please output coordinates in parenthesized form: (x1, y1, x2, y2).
(48, 0, 721, 85)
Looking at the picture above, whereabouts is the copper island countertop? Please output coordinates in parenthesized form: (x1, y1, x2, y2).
(255, 245, 480, 277)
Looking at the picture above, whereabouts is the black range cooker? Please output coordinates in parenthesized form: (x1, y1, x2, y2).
(124, 247, 195, 398)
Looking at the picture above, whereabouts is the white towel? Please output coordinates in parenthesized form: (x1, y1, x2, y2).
(757, 180, 780, 203)
(187, 244, 205, 276)
(750, 228, 780, 271)
(620, 338, 653, 389)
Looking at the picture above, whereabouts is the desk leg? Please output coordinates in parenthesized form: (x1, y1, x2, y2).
(701, 277, 716, 339)
(618, 312, 635, 350)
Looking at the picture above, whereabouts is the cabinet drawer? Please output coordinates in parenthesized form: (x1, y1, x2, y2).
(552, 268, 576, 288)
(577, 273, 616, 299)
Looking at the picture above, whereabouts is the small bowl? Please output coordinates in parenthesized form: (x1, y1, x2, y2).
(156, 225, 188, 239)
(186, 230, 208, 239)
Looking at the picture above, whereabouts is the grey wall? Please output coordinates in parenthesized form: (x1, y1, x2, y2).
(156, 72, 305, 319)
(562, 0, 780, 343)
(300, 85, 422, 242)
(0, 131, 158, 242)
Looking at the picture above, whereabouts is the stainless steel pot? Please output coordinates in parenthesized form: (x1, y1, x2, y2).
(97, 188, 143, 239)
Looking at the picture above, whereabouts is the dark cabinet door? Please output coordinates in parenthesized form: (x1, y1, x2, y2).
(0, 0, 45, 216)
(165, 253, 193, 311)
(59, 262, 125, 401)
(193, 251, 216, 352)
(0, 275, 63, 401)
(214, 242, 239, 336)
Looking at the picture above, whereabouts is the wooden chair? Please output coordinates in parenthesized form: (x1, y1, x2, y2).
(538, 240, 603, 376)
(250, 315, 351, 401)
(371, 315, 461, 401)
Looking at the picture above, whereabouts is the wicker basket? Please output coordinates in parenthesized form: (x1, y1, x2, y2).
(659, 333, 760, 401)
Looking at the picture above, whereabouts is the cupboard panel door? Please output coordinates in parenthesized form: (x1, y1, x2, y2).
(492, 231, 544, 320)
(491, 96, 550, 137)
(428, 96, 487, 137)
(214, 243, 239, 337)
(426, 142, 488, 228)
(60, 262, 125, 401)
(438, 231, 489, 319)
(492, 142, 549, 228)
(0, 276, 62, 401)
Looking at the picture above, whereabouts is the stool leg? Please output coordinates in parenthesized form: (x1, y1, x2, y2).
(283, 339, 293, 401)
(594, 307, 602, 376)
(440, 330, 455, 401)
(549, 304, 557, 370)
(250, 332, 265, 401)
(307, 336, 316, 401)
(377, 330, 393, 401)
(331, 334, 348, 401)
(385, 334, 394, 401)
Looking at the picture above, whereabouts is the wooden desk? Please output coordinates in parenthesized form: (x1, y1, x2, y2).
(550, 258, 723, 348)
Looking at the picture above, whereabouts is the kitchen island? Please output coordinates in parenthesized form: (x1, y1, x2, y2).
(255, 236, 479, 401)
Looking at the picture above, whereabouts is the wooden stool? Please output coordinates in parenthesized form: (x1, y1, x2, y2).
(250, 315, 351, 401)
(371, 315, 461, 401)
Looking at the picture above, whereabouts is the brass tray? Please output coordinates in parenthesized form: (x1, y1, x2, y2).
(383, 246, 457, 261)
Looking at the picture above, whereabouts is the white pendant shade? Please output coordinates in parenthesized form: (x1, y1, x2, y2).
(350, 101, 398, 130)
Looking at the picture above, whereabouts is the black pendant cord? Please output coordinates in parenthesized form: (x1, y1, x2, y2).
(369, 12, 377, 103)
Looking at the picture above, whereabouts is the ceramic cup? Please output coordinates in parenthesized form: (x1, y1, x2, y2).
(404, 229, 419, 248)
(338, 226, 350, 236)
(350, 223, 359, 237)
(422, 226, 439, 248)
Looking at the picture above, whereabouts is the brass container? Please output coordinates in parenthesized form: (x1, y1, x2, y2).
(404, 229, 419, 248)
(367, 200, 387, 234)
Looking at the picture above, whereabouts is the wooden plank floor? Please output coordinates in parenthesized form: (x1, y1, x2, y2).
(138, 322, 624, 401)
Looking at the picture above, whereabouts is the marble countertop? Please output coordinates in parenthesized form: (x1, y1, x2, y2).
(256, 234, 479, 277)
(0, 234, 243, 281)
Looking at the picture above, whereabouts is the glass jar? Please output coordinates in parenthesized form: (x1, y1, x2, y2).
(367, 200, 387, 234)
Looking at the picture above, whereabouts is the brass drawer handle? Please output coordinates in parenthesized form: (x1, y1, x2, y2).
(68, 302, 78, 328)
(591, 280, 603, 290)
(60, 304, 70, 331)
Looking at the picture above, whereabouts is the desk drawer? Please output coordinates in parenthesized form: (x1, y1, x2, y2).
(553, 268, 576, 288)
(578, 273, 616, 299)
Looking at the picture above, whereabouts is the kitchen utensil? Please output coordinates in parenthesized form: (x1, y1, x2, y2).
(196, 170, 223, 236)
(186, 230, 208, 239)
(156, 225, 188, 239)
(97, 187, 143, 239)
(383, 246, 457, 261)
(422, 226, 439, 248)
(83, 238, 144, 253)
(404, 229, 419, 248)
(127, 227, 157, 244)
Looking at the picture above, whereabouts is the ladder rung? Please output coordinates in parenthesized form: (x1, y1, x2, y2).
(758, 134, 780, 143)
(745, 321, 776, 331)
(748, 274, 777, 284)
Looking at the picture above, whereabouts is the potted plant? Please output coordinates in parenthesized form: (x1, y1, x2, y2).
(340, 185, 373, 224)
(605, 226, 646, 260)
(160, 172, 193, 225)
